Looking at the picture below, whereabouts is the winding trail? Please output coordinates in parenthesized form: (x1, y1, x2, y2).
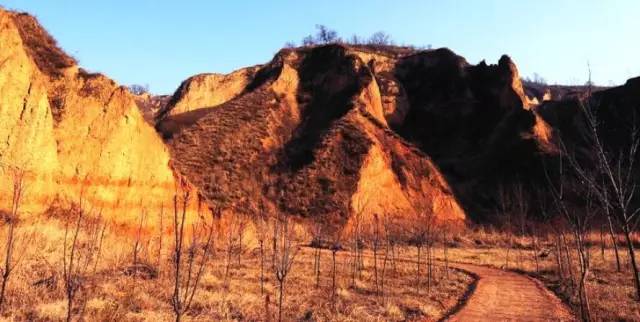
(445, 263, 575, 321)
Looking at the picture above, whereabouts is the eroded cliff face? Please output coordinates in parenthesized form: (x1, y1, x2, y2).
(0, 10, 187, 224)
(164, 45, 466, 231)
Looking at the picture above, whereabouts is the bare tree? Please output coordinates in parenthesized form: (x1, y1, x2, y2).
(170, 189, 215, 322)
(131, 205, 147, 281)
(309, 222, 323, 289)
(497, 184, 514, 269)
(350, 195, 369, 288)
(255, 201, 269, 295)
(157, 203, 165, 275)
(272, 214, 299, 322)
(314, 24, 340, 44)
(367, 31, 393, 46)
(558, 88, 640, 300)
(330, 238, 342, 301)
(370, 214, 382, 295)
(407, 195, 436, 295)
(223, 212, 239, 289)
(0, 167, 31, 311)
(61, 187, 104, 322)
(92, 209, 107, 275)
(128, 84, 149, 95)
(301, 25, 341, 46)
(544, 151, 594, 320)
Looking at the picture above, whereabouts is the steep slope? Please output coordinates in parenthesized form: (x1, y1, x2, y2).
(0, 10, 187, 224)
(538, 77, 640, 158)
(155, 66, 260, 136)
(391, 50, 556, 218)
(158, 66, 260, 119)
(166, 45, 465, 228)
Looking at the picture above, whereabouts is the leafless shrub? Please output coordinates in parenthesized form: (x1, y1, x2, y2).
(128, 84, 149, 96)
(61, 188, 105, 322)
(0, 167, 33, 312)
(170, 189, 215, 322)
(367, 31, 393, 46)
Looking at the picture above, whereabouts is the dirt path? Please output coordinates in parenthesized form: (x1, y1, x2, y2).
(445, 263, 575, 321)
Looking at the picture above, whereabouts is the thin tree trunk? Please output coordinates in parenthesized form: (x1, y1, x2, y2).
(391, 243, 397, 275)
(0, 223, 15, 311)
(260, 240, 265, 295)
(381, 244, 388, 297)
(332, 250, 337, 300)
(561, 233, 575, 290)
(608, 216, 622, 272)
(237, 228, 243, 266)
(278, 280, 284, 322)
(427, 244, 432, 294)
(373, 243, 378, 294)
(575, 231, 592, 321)
(67, 295, 73, 322)
(443, 231, 449, 280)
(0, 275, 8, 311)
(532, 229, 540, 274)
(622, 225, 640, 300)
(555, 234, 565, 282)
(599, 224, 605, 263)
(314, 248, 321, 289)
(415, 245, 421, 294)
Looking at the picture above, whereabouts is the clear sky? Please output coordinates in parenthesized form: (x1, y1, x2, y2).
(2, 0, 639, 94)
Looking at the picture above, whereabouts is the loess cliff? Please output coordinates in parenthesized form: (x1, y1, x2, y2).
(0, 10, 188, 224)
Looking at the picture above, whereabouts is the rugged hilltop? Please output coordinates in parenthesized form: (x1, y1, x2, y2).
(0, 10, 187, 224)
(156, 43, 558, 224)
(158, 46, 466, 228)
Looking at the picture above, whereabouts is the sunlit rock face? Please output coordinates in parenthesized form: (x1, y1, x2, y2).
(0, 10, 189, 225)
(158, 67, 261, 119)
(163, 45, 466, 230)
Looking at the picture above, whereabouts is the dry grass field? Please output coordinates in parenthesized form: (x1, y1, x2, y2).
(0, 216, 473, 322)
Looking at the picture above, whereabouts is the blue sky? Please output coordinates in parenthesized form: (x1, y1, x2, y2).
(2, 1, 639, 94)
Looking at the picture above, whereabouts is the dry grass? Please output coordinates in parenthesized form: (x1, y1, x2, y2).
(10, 12, 76, 77)
(440, 228, 640, 322)
(0, 218, 472, 322)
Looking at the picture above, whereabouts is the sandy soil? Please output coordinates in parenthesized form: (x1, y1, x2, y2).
(446, 263, 575, 322)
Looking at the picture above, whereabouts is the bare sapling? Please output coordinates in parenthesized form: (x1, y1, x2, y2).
(350, 195, 370, 288)
(92, 209, 107, 275)
(170, 188, 216, 322)
(556, 84, 640, 300)
(544, 153, 593, 321)
(255, 201, 269, 295)
(497, 185, 513, 269)
(236, 215, 247, 267)
(327, 229, 343, 302)
(380, 214, 396, 298)
(157, 203, 164, 275)
(407, 228, 424, 295)
(62, 186, 104, 322)
(513, 182, 529, 270)
(425, 214, 435, 294)
(309, 222, 323, 289)
(131, 205, 147, 281)
(370, 214, 381, 295)
(442, 225, 450, 280)
(0, 167, 32, 312)
(223, 212, 239, 289)
(408, 195, 435, 295)
(272, 214, 299, 322)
